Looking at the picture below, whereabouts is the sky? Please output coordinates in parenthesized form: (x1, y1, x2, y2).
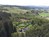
(0, 0, 49, 6)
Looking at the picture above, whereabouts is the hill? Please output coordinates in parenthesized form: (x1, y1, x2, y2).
(0, 5, 49, 10)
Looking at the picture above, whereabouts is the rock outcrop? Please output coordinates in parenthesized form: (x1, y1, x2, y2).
(0, 12, 16, 37)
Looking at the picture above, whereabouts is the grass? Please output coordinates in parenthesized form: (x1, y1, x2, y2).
(39, 12, 49, 17)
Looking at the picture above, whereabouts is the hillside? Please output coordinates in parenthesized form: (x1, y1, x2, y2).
(0, 5, 49, 37)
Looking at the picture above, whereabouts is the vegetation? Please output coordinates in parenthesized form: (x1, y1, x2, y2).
(0, 5, 49, 37)
(39, 13, 49, 17)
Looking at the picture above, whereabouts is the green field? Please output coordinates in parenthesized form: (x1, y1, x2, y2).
(39, 13, 49, 17)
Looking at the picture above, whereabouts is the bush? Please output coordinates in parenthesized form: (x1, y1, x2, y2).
(11, 32, 19, 37)
(11, 32, 25, 37)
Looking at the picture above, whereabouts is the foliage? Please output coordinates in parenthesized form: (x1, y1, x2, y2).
(25, 17, 49, 37)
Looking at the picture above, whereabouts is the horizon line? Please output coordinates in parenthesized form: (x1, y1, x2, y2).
(0, 4, 49, 7)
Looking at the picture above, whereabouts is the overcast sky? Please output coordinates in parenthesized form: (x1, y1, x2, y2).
(0, 0, 49, 6)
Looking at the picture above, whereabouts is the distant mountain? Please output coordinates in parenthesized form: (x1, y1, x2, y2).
(0, 5, 49, 10)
